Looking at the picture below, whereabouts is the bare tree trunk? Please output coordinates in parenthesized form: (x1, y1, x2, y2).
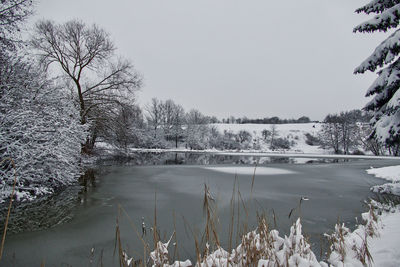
(82, 130, 97, 154)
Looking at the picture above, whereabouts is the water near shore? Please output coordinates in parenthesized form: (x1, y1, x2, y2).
(0, 154, 393, 266)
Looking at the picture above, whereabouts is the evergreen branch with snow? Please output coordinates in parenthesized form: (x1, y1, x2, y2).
(355, 0, 400, 14)
(355, 1, 400, 152)
(354, 4, 400, 32)
(354, 28, 400, 74)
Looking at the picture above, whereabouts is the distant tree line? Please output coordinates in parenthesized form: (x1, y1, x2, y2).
(221, 116, 312, 124)
(95, 97, 303, 152)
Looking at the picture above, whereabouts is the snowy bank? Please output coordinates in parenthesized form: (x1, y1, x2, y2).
(149, 218, 326, 267)
(146, 204, 397, 267)
(369, 204, 400, 266)
(367, 165, 400, 196)
(367, 165, 400, 183)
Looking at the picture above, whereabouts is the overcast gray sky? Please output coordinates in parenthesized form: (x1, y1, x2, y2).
(31, 0, 384, 121)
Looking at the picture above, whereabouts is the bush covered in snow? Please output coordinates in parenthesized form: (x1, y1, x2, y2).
(305, 133, 320, 146)
(270, 137, 293, 150)
(0, 54, 86, 203)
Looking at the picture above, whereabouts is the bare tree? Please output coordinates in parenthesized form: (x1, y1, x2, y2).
(319, 115, 341, 154)
(261, 129, 271, 141)
(171, 104, 185, 148)
(236, 130, 252, 144)
(186, 109, 210, 150)
(186, 109, 207, 125)
(338, 111, 359, 154)
(270, 124, 277, 149)
(357, 123, 384, 156)
(31, 20, 142, 152)
(319, 111, 360, 154)
(160, 99, 175, 137)
(109, 104, 144, 152)
(146, 98, 163, 139)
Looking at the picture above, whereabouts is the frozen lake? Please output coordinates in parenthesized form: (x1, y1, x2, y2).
(0, 157, 395, 266)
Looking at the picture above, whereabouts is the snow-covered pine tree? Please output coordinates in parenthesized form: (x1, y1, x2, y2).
(354, 0, 400, 154)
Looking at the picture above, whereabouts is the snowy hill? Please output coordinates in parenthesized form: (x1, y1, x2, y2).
(212, 122, 327, 154)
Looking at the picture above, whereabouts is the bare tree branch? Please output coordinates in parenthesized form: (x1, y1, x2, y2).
(31, 19, 142, 152)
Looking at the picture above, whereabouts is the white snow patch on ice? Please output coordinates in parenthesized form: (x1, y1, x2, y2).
(204, 166, 295, 175)
(367, 165, 400, 182)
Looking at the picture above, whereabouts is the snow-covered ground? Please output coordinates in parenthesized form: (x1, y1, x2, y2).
(367, 165, 400, 183)
(324, 200, 400, 267)
(96, 123, 326, 155)
(369, 206, 400, 267)
(213, 122, 325, 154)
(324, 165, 400, 266)
(366, 165, 400, 266)
(368, 165, 400, 197)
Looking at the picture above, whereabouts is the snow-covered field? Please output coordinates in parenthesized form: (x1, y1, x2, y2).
(212, 122, 326, 154)
(96, 123, 326, 155)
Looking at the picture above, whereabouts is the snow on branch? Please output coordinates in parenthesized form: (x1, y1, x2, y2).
(355, 0, 400, 14)
(0, 54, 86, 203)
(365, 58, 400, 98)
(354, 28, 400, 73)
(354, 4, 400, 33)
